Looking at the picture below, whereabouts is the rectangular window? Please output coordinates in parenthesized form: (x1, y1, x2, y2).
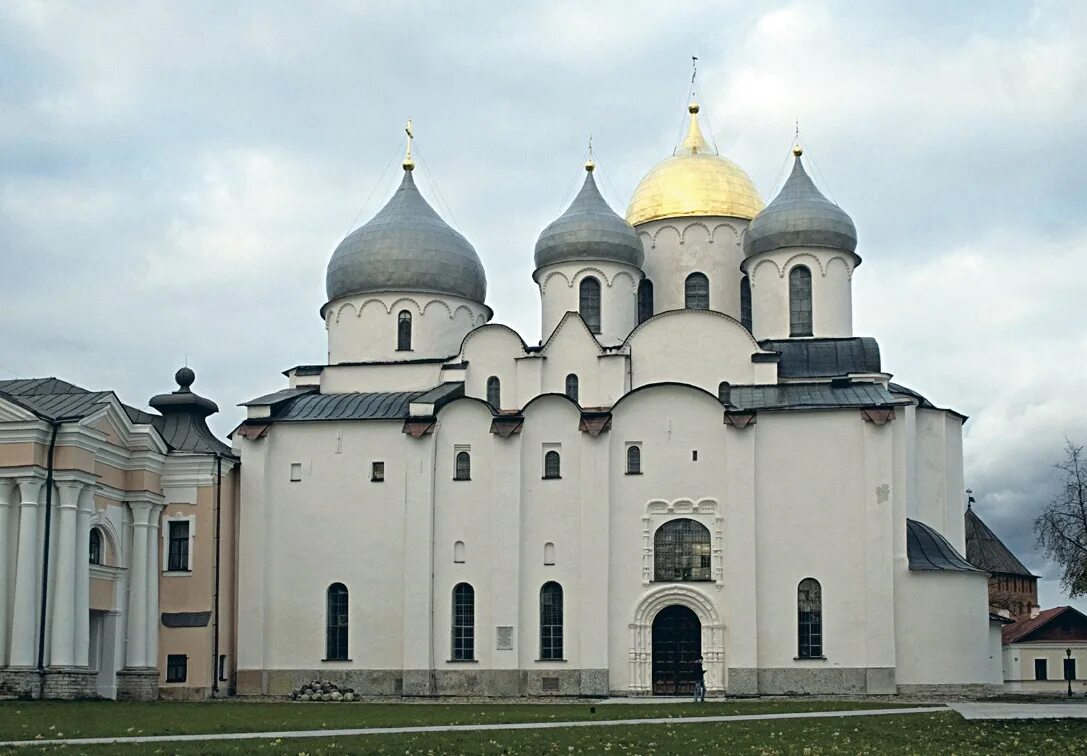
(290, 462, 302, 481)
(371, 461, 385, 482)
(167, 521, 190, 572)
(166, 654, 187, 683)
(219, 654, 227, 681)
(1034, 658, 1048, 681)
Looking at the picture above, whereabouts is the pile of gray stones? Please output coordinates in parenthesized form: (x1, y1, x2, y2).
(288, 679, 357, 702)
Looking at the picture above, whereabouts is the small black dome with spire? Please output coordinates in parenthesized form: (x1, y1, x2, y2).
(744, 149, 857, 258)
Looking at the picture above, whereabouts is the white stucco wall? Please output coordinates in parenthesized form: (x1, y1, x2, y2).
(743, 249, 857, 340)
(535, 262, 641, 345)
(324, 291, 489, 364)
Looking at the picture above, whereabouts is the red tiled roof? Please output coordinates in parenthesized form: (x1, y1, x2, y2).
(1002, 606, 1084, 644)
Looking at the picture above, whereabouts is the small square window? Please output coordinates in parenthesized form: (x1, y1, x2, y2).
(371, 461, 385, 482)
(290, 462, 302, 482)
(166, 654, 187, 683)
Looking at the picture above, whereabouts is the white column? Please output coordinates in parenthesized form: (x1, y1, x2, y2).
(125, 502, 152, 668)
(48, 482, 81, 667)
(0, 479, 15, 666)
(9, 477, 44, 667)
(144, 504, 163, 672)
(74, 488, 94, 668)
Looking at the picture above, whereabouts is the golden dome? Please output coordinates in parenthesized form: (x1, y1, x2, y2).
(626, 103, 764, 226)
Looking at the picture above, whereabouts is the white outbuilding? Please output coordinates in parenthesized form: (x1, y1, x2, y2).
(233, 104, 1000, 697)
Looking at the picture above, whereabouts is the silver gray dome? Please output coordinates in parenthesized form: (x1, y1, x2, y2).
(326, 169, 487, 303)
(744, 156, 857, 258)
(534, 170, 644, 270)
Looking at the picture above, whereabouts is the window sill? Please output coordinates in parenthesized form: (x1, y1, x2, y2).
(794, 655, 827, 661)
(371, 479, 384, 483)
(453, 478, 471, 482)
(321, 658, 353, 663)
(447, 659, 478, 663)
(542, 476, 561, 480)
(535, 658, 567, 663)
(625, 471, 642, 476)
(163, 679, 187, 685)
(650, 578, 713, 584)
(395, 349, 414, 352)
(162, 570, 192, 577)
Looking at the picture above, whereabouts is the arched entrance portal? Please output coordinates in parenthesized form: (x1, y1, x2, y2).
(651, 605, 702, 695)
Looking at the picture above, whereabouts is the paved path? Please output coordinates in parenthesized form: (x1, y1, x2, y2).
(950, 702, 1087, 719)
(0, 706, 945, 748)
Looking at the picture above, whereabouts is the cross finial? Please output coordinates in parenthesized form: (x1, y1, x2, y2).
(691, 55, 698, 84)
(792, 119, 803, 157)
(585, 135, 595, 172)
(403, 118, 415, 171)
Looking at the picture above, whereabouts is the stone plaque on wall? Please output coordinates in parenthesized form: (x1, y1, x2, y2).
(496, 625, 514, 650)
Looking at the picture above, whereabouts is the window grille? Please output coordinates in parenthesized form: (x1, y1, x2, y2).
(789, 266, 813, 336)
(397, 310, 412, 351)
(685, 272, 709, 310)
(454, 451, 471, 481)
(626, 445, 641, 474)
(371, 461, 384, 482)
(167, 521, 189, 572)
(539, 581, 564, 660)
(740, 275, 752, 331)
(579, 277, 601, 333)
(451, 583, 475, 660)
(89, 528, 102, 565)
(486, 376, 501, 407)
(564, 374, 579, 403)
(543, 450, 561, 479)
(326, 583, 349, 660)
(166, 654, 187, 683)
(653, 518, 711, 581)
(638, 279, 654, 324)
(797, 578, 823, 658)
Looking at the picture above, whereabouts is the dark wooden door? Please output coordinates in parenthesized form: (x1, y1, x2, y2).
(652, 605, 701, 695)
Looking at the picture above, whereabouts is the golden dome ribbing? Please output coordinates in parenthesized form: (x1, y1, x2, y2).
(626, 102, 764, 225)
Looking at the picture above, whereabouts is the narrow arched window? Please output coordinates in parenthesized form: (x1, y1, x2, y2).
(326, 583, 349, 660)
(718, 381, 731, 405)
(89, 528, 103, 565)
(451, 583, 475, 661)
(626, 445, 641, 474)
(453, 541, 465, 563)
(797, 578, 823, 658)
(740, 275, 752, 331)
(486, 376, 501, 408)
(540, 582, 564, 660)
(579, 277, 601, 334)
(454, 451, 471, 481)
(543, 542, 556, 566)
(397, 310, 412, 351)
(653, 518, 711, 581)
(637, 279, 654, 324)
(789, 266, 813, 336)
(565, 374, 579, 403)
(685, 272, 709, 310)
(543, 450, 561, 479)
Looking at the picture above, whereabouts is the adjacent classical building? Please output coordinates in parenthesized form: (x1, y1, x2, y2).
(1002, 606, 1087, 694)
(233, 101, 1002, 697)
(0, 370, 237, 700)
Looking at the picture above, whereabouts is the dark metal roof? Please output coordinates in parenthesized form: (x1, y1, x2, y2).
(276, 391, 427, 422)
(325, 169, 487, 304)
(906, 518, 983, 572)
(744, 155, 858, 258)
(242, 387, 317, 407)
(0, 377, 152, 424)
(760, 337, 881, 378)
(728, 382, 897, 412)
(965, 507, 1036, 577)
(534, 170, 644, 270)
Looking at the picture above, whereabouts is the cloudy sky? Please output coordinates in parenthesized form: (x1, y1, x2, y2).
(2, 1, 1085, 610)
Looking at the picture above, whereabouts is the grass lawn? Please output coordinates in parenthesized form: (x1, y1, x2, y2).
(0, 699, 907, 740)
(1, 711, 1086, 754)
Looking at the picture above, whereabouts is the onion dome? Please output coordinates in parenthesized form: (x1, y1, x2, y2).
(626, 102, 764, 225)
(534, 160, 644, 270)
(325, 165, 487, 304)
(744, 148, 857, 258)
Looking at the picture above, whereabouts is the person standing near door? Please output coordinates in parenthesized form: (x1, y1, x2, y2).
(693, 656, 706, 702)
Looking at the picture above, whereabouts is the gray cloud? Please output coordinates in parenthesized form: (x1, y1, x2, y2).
(1, 0, 1084, 610)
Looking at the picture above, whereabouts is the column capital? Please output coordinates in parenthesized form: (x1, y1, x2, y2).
(15, 476, 44, 506)
(129, 500, 164, 527)
(77, 485, 97, 514)
(56, 480, 84, 509)
(0, 477, 14, 503)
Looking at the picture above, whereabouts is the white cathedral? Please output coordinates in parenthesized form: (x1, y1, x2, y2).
(233, 102, 1005, 698)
